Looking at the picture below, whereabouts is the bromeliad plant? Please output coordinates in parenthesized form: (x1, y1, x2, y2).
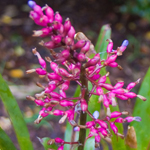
(26, 1, 146, 150)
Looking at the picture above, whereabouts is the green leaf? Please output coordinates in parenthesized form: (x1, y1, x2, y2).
(96, 25, 126, 150)
(130, 67, 150, 150)
(37, 137, 58, 150)
(0, 74, 33, 150)
(0, 127, 17, 150)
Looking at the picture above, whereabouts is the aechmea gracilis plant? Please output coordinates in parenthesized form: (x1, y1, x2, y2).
(26, 1, 146, 150)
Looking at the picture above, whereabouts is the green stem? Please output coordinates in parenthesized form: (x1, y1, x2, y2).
(78, 66, 89, 150)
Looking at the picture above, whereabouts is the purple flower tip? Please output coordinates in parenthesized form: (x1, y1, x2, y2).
(134, 116, 141, 122)
(93, 111, 99, 119)
(28, 0, 36, 8)
(121, 40, 129, 47)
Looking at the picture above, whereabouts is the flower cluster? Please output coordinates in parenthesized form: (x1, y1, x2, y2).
(27, 1, 146, 149)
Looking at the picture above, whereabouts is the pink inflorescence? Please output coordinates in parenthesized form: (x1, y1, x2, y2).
(27, 1, 146, 149)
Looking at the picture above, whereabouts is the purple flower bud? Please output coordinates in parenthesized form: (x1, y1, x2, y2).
(121, 40, 129, 47)
(65, 109, 74, 121)
(28, 0, 36, 9)
(116, 94, 128, 100)
(93, 111, 99, 119)
(45, 84, 56, 93)
(125, 116, 141, 122)
(35, 68, 47, 75)
(86, 121, 95, 128)
(114, 81, 124, 89)
(110, 122, 118, 134)
(124, 92, 137, 99)
(45, 6, 54, 22)
(35, 99, 45, 106)
(81, 41, 90, 54)
(53, 110, 64, 116)
(54, 12, 62, 23)
(60, 100, 74, 107)
(74, 126, 80, 131)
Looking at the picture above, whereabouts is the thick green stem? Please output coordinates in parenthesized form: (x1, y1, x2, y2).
(78, 66, 89, 150)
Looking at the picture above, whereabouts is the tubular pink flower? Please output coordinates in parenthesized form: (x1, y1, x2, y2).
(73, 40, 86, 50)
(90, 74, 100, 81)
(124, 92, 137, 99)
(77, 53, 86, 62)
(116, 94, 128, 100)
(60, 90, 66, 98)
(53, 110, 64, 116)
(61, 81, 70, 91)
(95, 134, 101, 143)
(63, 18, 71, 35)
(86, 121, 95, 128)
(98, 75, 106, 83)
(81, 41, 90, 54)
(110, 122, 118, 134)
(35, 68, 47, 75)
(125, 116, 141, 122)
(55, 138, 65, 144)
(115, 117, 125, 123)
(45, 6, 54, 22)
(59, 68, 73, 78)
(39, 108, 49, 117)
(50, 62, 58, 72)
(103, 95, 109, 108)
(114, 81, 124, 89)
(108, 62, 118, 67)
(112, 88, 125, 95)
(44, 41, 55, 49)
(110, 111, 122, 118)
(60, 100, 74, 107)
(98, 128, 108, 137)
(51, 35, 62, 44)
(96, 87, 103, 95)
(58, 146, 64, 150)
(47, 73, 62, 81)
(100, 83, 114, 90)
(54, 12, 62, 23)
(35, 99, 45, 106)
(49, 92, 61, 99)
(104, 54, 117, 65)
(96, 120, 108, 129)
(68, 26, 76, 39)
(33, 4, 43, 16)
(81, 99, 88, 112)
(106, 39, 113, 53)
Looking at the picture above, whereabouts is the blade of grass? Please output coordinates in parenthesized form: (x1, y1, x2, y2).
(0, 74, 33, 150)
(0, 127, 17, 150)
(130, 67, 150, 150)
